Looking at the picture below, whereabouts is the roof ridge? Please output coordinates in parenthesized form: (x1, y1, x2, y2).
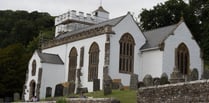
(143, 23, 178, 33)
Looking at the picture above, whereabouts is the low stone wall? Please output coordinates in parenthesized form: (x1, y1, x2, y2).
(66, 98, 120, 103)
(137, 80, 209, 103)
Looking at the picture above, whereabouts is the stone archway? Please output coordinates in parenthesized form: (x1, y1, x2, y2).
(29, 80, 36, 99)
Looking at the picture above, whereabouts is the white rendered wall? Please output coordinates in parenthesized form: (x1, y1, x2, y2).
(108, 14, 146, 86)
(163, 22, 203, 79)
(24, 51, 42, 101)
(39, 63, 65, 99)
(43, 34, 106, 92)
(140, 50, 163, 80)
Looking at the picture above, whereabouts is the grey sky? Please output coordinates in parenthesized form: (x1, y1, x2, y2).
(0, 0, 168, 18)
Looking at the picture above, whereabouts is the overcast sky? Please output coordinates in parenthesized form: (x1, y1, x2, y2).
(0, 0, 168, 18)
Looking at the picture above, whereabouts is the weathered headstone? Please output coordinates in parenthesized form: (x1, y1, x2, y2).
(68, 82, 75, 94)
(93, 79, 100, 91)
(153, 77, 160, 86)
(130, 74, 138, 90)
(188, 68, 199, 81)
(46, 87, 52, 97)
(143, 74, 153, 87)
(112, 79, 121, 89)
(160, 73, 169, 85)
(76, 87, 88, 94)
(54, 84, 64, 97)
(13, 92, 20, 101)
(103, 79, 112, 95)
(170, 68, 185, 83)
(202, 69, 209, 79)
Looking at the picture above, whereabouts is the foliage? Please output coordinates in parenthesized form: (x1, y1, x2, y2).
(139, 0, 209, 62)
(0, 10, 54, 98)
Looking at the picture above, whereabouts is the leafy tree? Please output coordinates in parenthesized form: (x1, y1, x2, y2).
(0, 44, 31, 97)
(139, 0, 209, 62)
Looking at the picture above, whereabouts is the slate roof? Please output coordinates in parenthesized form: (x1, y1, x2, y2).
(56, 15, 125, 39)
(37, 51, 64, 64)
(141, 24, 178, 50)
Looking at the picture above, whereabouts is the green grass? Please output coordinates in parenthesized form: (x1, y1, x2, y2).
(84, 90, 137, 103)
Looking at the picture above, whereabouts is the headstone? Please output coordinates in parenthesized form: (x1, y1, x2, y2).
(138, 81, 145, 88)
(160, 73, 169, 85)
(54, 84, 64, 97)
(153, 77, 160, 86)
(103, 79, 112, 95)
(202, 69, 209, 79)
(93, 79, 100, 91)
(46, 87, 52, 97)
(13, 92, 20, 101)
(112, 79, 121, 89)
(130, 74, 138, 90)
(189, 68, 199, 81)
(76, 87, 88, 94)
(68, 82, 75, 94)
(170, 68, 185, 83)
(143, 74, 153, 87)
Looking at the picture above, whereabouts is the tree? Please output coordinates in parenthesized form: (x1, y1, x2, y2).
(139, 0, 209, 62)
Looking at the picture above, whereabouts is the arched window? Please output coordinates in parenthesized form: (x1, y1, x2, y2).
(29, 80, 36, 99)
(68, 47, 77, 82)
(119, 33, 135, 73)
(32, 60, 36, 76)
(88, 42, 100, 81)
(177, 43, 190, 75)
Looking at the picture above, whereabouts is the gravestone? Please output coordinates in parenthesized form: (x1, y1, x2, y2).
(189, 68, 199, 81)
(143, 74, 153, 87)
(76, 87, 88, 94)
(54, 84, 64, 97)
(130, 74, 138, 90)
(68, 82, 75, 94)
(160, 73, 169, 85)
(46, 87, 52, 97)
(103, 79, 112, 95)
(112, 79, 121, 89)
(153, 77, 160, 86)
(13, 92, 20, 101)
(93, 79, 100, 91)
(170, 67, 185, 83)
(202, 69, 209, 79)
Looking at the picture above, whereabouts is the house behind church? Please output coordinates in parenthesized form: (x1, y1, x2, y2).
(23, 6, 203, 101)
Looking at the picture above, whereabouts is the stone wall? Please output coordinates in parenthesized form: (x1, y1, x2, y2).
(66, 98, 120, 103)
(137, 80, 209, 103)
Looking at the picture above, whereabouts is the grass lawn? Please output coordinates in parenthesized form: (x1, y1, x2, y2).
(84, 89, 137, 103)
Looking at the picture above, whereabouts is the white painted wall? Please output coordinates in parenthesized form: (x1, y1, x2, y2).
(43, 34, 106, 92)
(163, 22, 203, 79)
(109, 14, 146, 86)
(24, 51, 42, 101)
(40, 63, 65, 99)
(140, 49, 163, 80)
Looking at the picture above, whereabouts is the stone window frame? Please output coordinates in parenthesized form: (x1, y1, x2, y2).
(68, 47, 78, 82)
(88, 42, 100, 81)
(119, 33, 135, 74)
(31, 60, 36, 76)
(176, 43, 190, 75)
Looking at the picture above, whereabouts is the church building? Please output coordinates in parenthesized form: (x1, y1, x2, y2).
(24, 6, 203, 101)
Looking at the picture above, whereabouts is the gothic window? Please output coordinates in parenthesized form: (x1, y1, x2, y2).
(119, 33, 135, 73)
(32, 60, 36, 76)
(176, 43, 190, 75)
(88, 42, 99, 81)
(80, 47, 84, 67)
(68, 47, 77, 82)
